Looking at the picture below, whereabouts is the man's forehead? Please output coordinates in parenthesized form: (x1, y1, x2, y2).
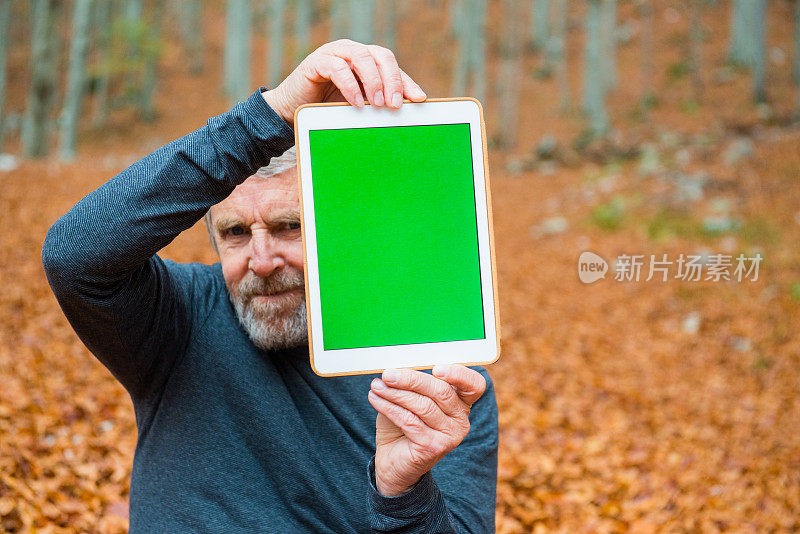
(238, 167, 298, 196)
(214, 168, 299, 217)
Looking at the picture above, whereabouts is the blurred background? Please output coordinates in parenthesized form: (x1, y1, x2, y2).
(0, 0, 799, 531)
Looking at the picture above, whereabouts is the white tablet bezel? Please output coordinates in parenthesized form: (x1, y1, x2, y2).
(294, 98, 500, 376)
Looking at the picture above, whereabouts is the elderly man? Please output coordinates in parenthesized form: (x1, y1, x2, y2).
(42, 41, 498, 532)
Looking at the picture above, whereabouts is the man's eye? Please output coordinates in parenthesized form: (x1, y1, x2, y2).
(228, 226, 245, 236)
(276, 222, 301, 232)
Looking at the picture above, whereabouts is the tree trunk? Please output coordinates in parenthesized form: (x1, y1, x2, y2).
(471, 0, 487, 104)
(223, 0, 235, 94)
(452, 0, 487, 103)
(58, 0, 92, 161)
(380, 0, 396, 50)
(639, 0, 654, 107)
(268, 0, 287, 88)
(552, 0, 569, 112)
(294, 0, 312, 61)
(728, 0, 750, 65)
(349, 0, 374, 44)
(796, 0, 800, 113)
(0, 0, 11, 153)
(223, 0, 252, 102)
(179, 0, 204, 74)
(22, 0, 61, 159)
(583, 0, 607, 138)
(452, 0, 469, 96)
(728, 0, 764, 67)
(91, 0, 113, 126)
(599, 0, 616, 92)
(447, 0, 461, 38)
(125, 0, 141, 19)
(499, 0, 522, 149)
(123, 0, 143, 96)
(530, 0, 549, 51)
(751, 0, 767, 103)
(689, 0, 704, 101)
(139, 0, 165, 121)
(330, 0, 348, 40)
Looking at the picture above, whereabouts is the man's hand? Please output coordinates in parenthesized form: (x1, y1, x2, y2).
(368, 364, 487, 497)
(262, 39, 427, 127)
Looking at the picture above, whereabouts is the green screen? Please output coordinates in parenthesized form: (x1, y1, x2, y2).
(309, 124, 486, 350)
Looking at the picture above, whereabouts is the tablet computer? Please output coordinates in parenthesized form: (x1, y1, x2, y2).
(294, 98, 500, 376)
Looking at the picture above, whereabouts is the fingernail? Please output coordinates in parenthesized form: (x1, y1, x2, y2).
(373, 90, 384, 107)
(371, 378, 386, 391)
(412, 86, 426, 99)
(432, 365, 447, 378)
(355, 93, 365, 107)
(391, 92, 402, 108)
(383, 369, 399, 383)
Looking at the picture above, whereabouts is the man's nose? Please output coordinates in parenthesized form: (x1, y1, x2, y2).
(248, 233, 286, 277)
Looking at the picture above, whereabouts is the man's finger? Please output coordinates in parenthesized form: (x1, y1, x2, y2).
(370, 379, 453, 432)
(315, 55, 364, 107)
(399, 69, 427, 102)
(431, 365, 486, 407)
(367, 45, 404, 109)
(367, 390, 437, 449)
(380, 369, 465, 418)
(333, 42, 384, 107)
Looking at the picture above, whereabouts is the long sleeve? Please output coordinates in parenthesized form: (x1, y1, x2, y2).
(41, 89, 295, 401)
(367, 367, 499, 533)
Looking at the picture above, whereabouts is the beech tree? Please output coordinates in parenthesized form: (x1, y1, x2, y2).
(139, 0, 165, 121)
(22, 0, 61, 159)
(349, 0, 375, 44)
(599, 0, 616, 91)
(448, 0, 460, 38)
(729, 0, 757, 65)
(583, 0, 607, 138)
(91, 0, 114, 127)
(453, 0, 487, 103)
(796, 0, 800, 112)
(530, 0, 549, 51)
(551, 0, 569, 112)
(0, 0, 11, 153)
(330, 0, 348, 40)
(638, 0, 654, 109)
(268, 0, 287, 88)
(179, 0, 204, 74)
(498, 0, 522, 148)
(751, 0, 767, 103)
(59, 0, 92, 161)
(122, 0, 143, 94)
(452, 0, 469, 96)
(223, 0, 252, 102)
(294, 0, 312, 61)
(471, 0, 487, 104)
(689, 0, 704, 101)
(379, 0, 396, 50)
(727, 0, 768, 103)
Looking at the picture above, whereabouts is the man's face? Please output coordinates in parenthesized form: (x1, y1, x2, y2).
(210, 167, 307, 351)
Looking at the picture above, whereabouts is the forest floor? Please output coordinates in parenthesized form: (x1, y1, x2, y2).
(1, 1, 799, 532)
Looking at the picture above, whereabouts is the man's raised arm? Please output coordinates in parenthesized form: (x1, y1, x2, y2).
(41, 88, 296, 400)
(42, 40, 427, 401)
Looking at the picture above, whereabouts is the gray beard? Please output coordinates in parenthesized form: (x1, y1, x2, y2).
(228, 269, 308, 351)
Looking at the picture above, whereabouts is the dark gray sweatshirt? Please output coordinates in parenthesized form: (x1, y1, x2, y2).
(41, 88, 498, 533)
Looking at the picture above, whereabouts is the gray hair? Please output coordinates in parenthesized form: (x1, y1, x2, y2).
(204, 146, 297, 254)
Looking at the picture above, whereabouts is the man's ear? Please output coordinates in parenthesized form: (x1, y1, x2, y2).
(203, 208, 218, 255)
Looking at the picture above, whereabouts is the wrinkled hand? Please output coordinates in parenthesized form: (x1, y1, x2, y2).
(262, 39, 427, 126)
(368, 364, 487, 497)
